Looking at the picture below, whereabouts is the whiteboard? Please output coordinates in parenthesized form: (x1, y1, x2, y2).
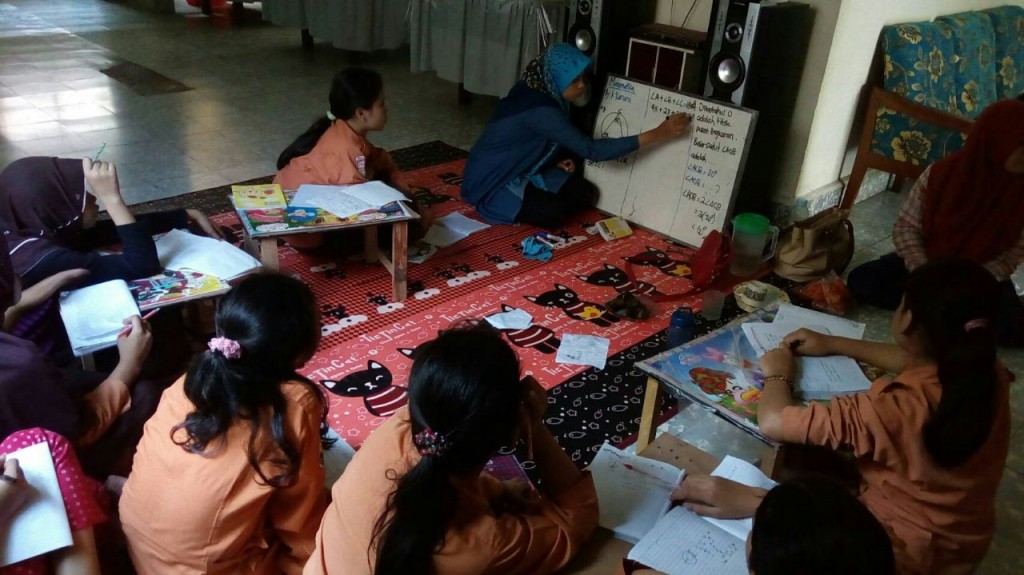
(586, 75, 758, 248)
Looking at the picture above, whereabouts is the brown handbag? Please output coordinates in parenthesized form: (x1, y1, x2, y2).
(774, 207, 855, 282)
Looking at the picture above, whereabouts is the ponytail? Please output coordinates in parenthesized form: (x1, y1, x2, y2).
(277, 116, 333, 170)
(903, 259, 1000, 468)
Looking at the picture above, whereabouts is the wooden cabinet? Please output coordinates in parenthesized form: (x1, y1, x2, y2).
(626, 24, 707, 93)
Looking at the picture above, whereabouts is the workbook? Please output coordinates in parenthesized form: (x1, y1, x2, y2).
(59, 279, 140, 356)
(0, 442, 73, 567)
(626, 456, 778, 575)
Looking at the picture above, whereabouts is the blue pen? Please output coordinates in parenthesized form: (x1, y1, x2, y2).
(92, 142, 107, 162)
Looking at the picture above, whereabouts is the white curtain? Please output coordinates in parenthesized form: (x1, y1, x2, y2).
(262, 0, 410, 52)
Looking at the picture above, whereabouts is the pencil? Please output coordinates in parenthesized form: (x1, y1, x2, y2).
(92, 142, 106, 161)
(118, 308, 159, 337)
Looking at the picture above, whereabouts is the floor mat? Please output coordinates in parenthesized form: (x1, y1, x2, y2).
(101, 61, 193, 96)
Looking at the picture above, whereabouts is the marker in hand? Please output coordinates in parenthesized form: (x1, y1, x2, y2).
(119, 309, 159, 337)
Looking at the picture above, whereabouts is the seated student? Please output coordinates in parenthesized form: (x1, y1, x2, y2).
(460, 43, 689, 229)
(630, 475, 895, 575)
(757, 258, 1010, 575)
(846, 99, 1024, 345)
(274, 67, 435, 249)
(1, 428, 108, 575)
(0, 157, 220, 359)
(119, 273, 330, 575)
(305, 323, 598, 575)
(0, 235, 155, 479)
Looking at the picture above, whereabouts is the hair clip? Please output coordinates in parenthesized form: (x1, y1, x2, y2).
(413, 426, 451, 457)
(208, 336, 243, 359)
(326, 110, 337, 121)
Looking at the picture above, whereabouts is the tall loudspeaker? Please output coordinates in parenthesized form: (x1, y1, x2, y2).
(704, 0, 813, 214)
(567, 0, 656, 132)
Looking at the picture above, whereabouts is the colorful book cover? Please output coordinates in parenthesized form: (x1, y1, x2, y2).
(232, 184, 287, 209)
(237, 203, 410, 235)
(130, 269, 230, 310)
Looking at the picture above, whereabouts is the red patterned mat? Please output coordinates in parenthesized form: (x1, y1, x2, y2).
(211, 160, 717, 446)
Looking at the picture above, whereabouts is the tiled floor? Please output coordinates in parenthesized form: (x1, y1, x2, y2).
(2, 1, 1022, 573)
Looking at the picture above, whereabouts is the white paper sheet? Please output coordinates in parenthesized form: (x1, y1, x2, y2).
(340, 180, 409, 206)
(627, 506, 748, 575)
(0, 442, 73, 567)
(556, 333, 611, 370)
(423, 212, 491, 247)
(59, 279, 140, 356)
(484, 308, 533, 330)
(588, 443, 685, 543)
(774, 303, 866, 339)
(155, 229, 262, 280)
(704, 456, 778, 541)
(292, 184, 375, 219)
(741, 321, 873, 399)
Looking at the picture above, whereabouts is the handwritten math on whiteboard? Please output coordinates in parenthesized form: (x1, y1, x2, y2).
(586, 75, 758, 248)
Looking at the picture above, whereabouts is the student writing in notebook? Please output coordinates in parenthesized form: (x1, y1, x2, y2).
(275, 67, 435, 249)
(630, 476, 894, 575)
(0, 428, 107, 575)
(757, 258, 1010, 575)
(0, 157, 219, 362)
(305, 323, 598, 575)
(0, 234, 156, 480)
(119, 274, 331, 575)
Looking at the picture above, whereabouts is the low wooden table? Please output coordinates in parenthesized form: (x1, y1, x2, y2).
(237, 207, 417, 302)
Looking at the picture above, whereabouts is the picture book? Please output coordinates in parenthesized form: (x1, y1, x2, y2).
(235, 197, 413, 236)
(231, 184, 287, 209)
(130, 269, 230, 311)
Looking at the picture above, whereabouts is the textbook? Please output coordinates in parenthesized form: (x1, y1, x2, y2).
(59, 279, 140, 356)
(292, 182, 409, 220)
(129, 269, 230, 311)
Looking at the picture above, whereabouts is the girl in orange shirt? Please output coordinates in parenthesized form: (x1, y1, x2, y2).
(305, 323, 598, 575)
(275, 67, 434, 249)
(119, 274, 331, 575)
(757, 258, 1010, 575)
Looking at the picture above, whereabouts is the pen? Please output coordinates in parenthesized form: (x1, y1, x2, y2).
(118, 308, 159, 337)
(92, 142, 107, 162)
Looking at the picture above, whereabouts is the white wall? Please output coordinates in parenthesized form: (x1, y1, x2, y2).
(655, 0, 715, 31)
(795, 0, 1013, 200)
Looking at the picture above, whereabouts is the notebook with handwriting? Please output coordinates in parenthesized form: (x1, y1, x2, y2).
(628, 506, 748, 575)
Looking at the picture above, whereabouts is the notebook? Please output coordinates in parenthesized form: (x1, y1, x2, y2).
(422, 212, 491, 247)
(0, 442, 73, 567)
(587, 442, 685, 543)
(154, 229, 262, 281)
(292, 182, 409, 219)
(59, 279, 140, 356)
(626, 456, 778, 575)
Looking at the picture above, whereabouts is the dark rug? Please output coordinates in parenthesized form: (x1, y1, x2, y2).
(101, 61, 193, 96)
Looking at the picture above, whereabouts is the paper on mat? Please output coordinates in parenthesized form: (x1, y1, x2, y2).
(556, 333, 611, 370)
(423, 212, 491, 247)
(59, 279, 139, 356)
(292, 185, 374, 219)
(156, 229, 261, 280)
(485, 308, 533, 330)
(704, 456, 778, 541)
(774, 303, 865, 339)
(627, 506, 748, 575)
(588, 443, 685, 544)
(0, 442, 73, 567)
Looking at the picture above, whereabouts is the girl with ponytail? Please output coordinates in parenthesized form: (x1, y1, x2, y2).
(305, 322, 599, 575)
(119, 273, 331, 575)
(756, 258, 1010, 575)
(274, 67, 434, 249)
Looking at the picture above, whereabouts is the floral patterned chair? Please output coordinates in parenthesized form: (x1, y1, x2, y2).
(840, 6, 1024, 208)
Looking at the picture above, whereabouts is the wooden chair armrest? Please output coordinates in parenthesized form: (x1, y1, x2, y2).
(869, 86, 974, 134)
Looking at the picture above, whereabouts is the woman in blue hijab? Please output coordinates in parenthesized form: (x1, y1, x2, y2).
(461, 43, 689, 228)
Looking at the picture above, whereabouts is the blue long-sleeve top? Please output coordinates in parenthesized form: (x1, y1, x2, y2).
(461, 82, 639, 224)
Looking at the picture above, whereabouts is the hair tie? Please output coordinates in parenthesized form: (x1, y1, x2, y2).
(964, 319, 990, 332)
(413, 426, 451, 457)
(326, 110, 337, 121)
(208, 337, 243, 359)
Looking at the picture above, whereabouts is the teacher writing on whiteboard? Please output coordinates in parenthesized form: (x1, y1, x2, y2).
(461, 43, 690, 229)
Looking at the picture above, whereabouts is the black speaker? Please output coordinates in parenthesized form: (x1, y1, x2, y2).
(704, 0, 813, 214)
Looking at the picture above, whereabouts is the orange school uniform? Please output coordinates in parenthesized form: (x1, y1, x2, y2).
(779, 365, 1010, 575)
(119, 377, 327, 575)
(304, 407, 599, 575)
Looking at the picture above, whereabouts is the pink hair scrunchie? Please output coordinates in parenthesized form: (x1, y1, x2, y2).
(208, 337, 242, 359)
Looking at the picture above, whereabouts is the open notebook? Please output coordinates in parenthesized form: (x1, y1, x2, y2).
(0, 442, 73, 567)
(626, 456, 778, 575)
(155, 229, 261, 281)
(59, 279, 140, 356)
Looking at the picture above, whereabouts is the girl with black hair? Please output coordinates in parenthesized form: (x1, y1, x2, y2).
(632, 475, 895, 575)
(119, 273, 331, 575)
(757, 258, 1011, 574)
(305, 323, 599, 575)
(274, 67, 434, 249)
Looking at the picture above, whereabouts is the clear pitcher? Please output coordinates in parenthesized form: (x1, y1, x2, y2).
(729, 213, 778, 277)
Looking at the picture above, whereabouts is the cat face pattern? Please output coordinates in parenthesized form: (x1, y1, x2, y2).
(623, 247, 691, 277)
(495, 304, 561, 354)
(577, 264, 661, 296)
(320, 361, 408, 417)
(525, 284, 620, 327)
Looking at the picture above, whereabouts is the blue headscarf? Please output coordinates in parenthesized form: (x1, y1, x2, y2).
(522, 43, 593, 111)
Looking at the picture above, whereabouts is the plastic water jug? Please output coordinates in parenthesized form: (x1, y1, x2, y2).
(730, 213, 778, 278)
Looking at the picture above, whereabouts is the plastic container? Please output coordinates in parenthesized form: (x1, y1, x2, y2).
(730, 213, 779, 278)
(667, 306, 696, 348)
(700, 290, 726, 321)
